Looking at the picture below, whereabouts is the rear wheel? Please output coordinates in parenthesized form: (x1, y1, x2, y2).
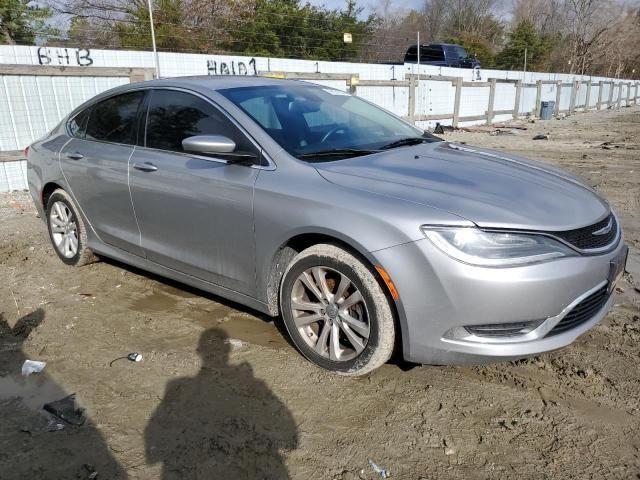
(280, 244, 395, 376)
(46, 189, 97, 266)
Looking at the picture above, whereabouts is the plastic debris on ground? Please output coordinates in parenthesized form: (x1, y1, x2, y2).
(368, 459, 389, 478)
(81, 463, 99, 480)
(21, 359, 46, 376)
(109, 352, 143, 367)
(127, 352, 143, 362)
(43, 394, 86, 426)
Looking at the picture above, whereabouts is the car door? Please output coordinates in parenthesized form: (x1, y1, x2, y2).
(59, 91, 145, 256)
(128, 88, 260, 296)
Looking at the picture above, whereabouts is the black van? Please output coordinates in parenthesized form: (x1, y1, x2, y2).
(404, 43, 480, 69)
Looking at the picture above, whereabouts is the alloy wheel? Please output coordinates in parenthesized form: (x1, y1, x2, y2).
(290, 266, 370, 361)
(49, 201, 79, 259)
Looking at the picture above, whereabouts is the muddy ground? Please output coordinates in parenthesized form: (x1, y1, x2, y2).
(1, 106, 639, 479)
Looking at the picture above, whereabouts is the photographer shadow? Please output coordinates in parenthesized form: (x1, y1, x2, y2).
(144, 328, 298, 479)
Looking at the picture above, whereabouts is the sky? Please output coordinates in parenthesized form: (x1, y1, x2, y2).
(308, 0, 511, 20)
(301, 0, 516, 19)
(307, 0, 425, 15)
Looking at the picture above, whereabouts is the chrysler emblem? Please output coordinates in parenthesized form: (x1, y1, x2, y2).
(592, 218, 613, 236)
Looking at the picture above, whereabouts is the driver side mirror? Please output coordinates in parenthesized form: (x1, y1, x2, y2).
(182, 135, 258, 165)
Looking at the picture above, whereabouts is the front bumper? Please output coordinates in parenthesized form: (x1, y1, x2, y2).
(372, 236, 627, 365)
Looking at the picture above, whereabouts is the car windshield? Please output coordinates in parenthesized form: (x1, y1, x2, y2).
(219, 84, 441, 161)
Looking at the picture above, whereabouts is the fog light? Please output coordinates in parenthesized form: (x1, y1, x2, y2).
(464, 320, 543, 338)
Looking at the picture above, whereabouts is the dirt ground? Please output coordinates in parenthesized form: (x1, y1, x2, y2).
(1, 106, 639, 480)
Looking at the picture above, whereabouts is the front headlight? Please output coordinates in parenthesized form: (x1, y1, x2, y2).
(421, 227, 577, 267)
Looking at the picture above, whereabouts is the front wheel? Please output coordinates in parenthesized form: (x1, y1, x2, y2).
(280, 244, 395, 376)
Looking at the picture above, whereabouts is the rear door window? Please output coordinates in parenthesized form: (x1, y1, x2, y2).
(144, 89, 254, 154)
(85, 91, 144, 145)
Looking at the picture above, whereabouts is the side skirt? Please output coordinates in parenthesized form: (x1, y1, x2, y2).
(88, 240, 273, 317)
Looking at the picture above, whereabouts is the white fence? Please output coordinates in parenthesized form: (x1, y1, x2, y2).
(0, 159, 27, 191)
(0, 45, 638, 191)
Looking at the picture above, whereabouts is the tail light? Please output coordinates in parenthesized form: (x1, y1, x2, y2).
(24, 145, 30, 158)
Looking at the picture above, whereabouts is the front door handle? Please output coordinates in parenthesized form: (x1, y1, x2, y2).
(66, 152, 84, 160)
(133, 162, 158, 172)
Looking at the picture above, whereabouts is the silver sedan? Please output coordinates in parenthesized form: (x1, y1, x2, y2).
(26, 76, 628, 375)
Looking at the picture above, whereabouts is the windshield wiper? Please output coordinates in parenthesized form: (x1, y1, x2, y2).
(380, 137, 429, 150)
(297, 148, 380, 160)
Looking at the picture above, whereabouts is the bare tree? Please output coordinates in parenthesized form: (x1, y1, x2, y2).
(563, 0, 621, 74)
(513, 0, 565, 34)
(421, 0, 448, 41)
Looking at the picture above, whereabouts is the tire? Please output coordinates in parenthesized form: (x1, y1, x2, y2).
(280, 244, 395, 376)
(45, 189, 98, 267)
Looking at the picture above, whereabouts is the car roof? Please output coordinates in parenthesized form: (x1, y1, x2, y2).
(406, 43, 463, 50)
(427, 43, 463, 48)
(126, 75, 313, 92)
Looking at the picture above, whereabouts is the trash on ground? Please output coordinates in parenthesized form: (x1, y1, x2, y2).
(43, 394, 85, 426)
(532, 134, 549, 140)
(489, 129, 515, 136)
(368, 459, 389, 478)
(225, 338, 247, 350)
(433, 122, 456, 134)
(46, 418, 65, 432)
(81, 463, 99, 480)
(21, 359, 46, 376)
(127, 352, 143, 362)
(492, 123, 527, 130)
(109, 352, 143, 367)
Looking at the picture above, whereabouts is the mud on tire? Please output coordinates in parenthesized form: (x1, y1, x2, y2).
(280, 244, 395, 376)
(45, 189, 98, 267)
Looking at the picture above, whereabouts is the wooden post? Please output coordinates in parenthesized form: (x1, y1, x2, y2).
(554, 81, 562, 117)
(569, 80, 579, 113)
(486, 78, 496, 125)
(607, 82, 614, 108)
(408, 75, 416, 122)
(513, 80, 522, 119)
(617, 82, 623, 108)
(452, 76, 462, 128)
(584, 82, 592, 111)
(597, 81, 604, 110)
(626, 82, 632, 106)
(347, 75, 358, 95)
(534, 80, 542, 116)
(129, 70, 155, 82)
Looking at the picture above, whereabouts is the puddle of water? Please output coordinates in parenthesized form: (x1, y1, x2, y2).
(129, 290, 181, 313)
(188, 310, 288, 350)
(129, 288, 287, 350)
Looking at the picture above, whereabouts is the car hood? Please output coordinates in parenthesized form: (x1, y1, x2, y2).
(315, 142, 609, 231)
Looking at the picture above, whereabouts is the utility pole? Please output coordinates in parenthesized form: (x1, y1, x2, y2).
(147, 0, 160, 78)
(417, 31, 420, 70)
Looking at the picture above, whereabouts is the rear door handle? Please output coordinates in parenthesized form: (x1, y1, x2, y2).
(66, 152, 84, 160)
(133, 162, 158, 172)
